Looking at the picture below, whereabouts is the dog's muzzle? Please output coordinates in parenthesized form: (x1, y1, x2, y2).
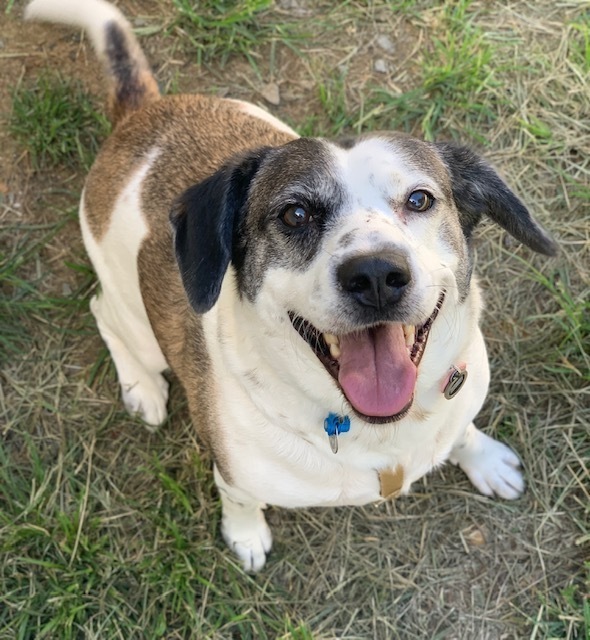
(289, 291, 445, 424)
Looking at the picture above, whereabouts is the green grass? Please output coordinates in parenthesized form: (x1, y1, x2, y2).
(3, 0, 589, 638)
(0, 426, 317, 638)
(295, 71, 359, 138)
(0, 209, 96, 357)
(364, 0, 497, 141)
(568, 14, 590, 73)
(532, 268, 590, 382)
(171, 0, 301, 68)
(9, 73, 109, 171)
(525, 572, 590, 640)
(295, 0, 500, 142)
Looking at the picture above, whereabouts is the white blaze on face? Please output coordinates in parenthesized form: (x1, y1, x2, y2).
(308, 138, 455, 326)
(304, 138, 462, 418)
(251, 135, 466, 419)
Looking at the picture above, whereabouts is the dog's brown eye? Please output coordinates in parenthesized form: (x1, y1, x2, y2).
(281, 205, 312, 228)
(406, 190, 434, 212)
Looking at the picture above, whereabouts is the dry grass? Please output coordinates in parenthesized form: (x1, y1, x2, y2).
(1, 0, 588, 638)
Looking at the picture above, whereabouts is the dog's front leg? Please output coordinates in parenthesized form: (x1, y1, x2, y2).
(214, 465, 272, 572)
(449, 422, 525, 500)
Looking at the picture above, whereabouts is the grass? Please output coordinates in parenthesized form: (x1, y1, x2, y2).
(170, 0, 302, 69)
(2, 0, 589, 638)
(359, 0, 498, 141)
(9, 73, 109, 171)
(296, 1, 499, 141)
(528, 265, 590, 382)
(0, 209, 95, 356)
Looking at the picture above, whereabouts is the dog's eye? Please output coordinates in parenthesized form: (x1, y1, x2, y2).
(406, 190, 434, 212)
(281, 205, 312, 228)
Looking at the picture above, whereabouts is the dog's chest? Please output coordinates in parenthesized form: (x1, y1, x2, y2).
(209, 372, 471, 508)
(197, 271, 488, 509)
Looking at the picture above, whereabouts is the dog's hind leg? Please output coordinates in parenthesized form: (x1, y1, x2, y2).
(90, 293, 169, 429)
(80, 177, 169, 430)
(449, 422, 524, 500)
(214, 465, 272, 572)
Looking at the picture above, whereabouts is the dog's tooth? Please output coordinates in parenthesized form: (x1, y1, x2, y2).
(403, 324, 415, 349)
(324, 333, 339, 346)
(329, 342, 341, 359)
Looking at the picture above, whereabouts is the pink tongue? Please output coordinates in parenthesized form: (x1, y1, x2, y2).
(338, 325, 417, 418)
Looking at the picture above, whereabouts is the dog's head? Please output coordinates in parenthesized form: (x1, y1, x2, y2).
(170, 134, 556, 422)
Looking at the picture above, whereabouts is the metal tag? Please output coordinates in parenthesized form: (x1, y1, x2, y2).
(444, 367, 468, 399)
(324, 412, 350, 454)
(329, 433, 339, 454)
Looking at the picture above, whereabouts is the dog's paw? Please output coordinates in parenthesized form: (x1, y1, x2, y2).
(121, 372, 169, 429)
(221, 509, 272, 573)
(451, 428, 524, 500)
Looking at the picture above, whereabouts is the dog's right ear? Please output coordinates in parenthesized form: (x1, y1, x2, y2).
(170, 149, 269, 314)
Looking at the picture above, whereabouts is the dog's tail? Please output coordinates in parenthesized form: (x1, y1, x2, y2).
(25, 0, 160, 126)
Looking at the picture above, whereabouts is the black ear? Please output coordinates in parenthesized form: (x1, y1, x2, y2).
(435, 143, 558, 256)
(170, 149, 269, 313)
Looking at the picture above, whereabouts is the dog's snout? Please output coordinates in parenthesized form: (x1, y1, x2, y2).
(337, 252, 411, 310)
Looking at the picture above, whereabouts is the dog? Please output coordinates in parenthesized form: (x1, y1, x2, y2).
(25, 0, 557, 571)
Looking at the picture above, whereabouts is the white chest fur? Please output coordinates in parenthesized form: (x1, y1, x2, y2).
(202, 271, 490, 509)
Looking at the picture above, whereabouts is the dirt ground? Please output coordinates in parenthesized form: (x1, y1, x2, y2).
(1, 0, 588, 638)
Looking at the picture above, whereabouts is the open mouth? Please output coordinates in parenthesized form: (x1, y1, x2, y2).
(289, 292, 445, 424)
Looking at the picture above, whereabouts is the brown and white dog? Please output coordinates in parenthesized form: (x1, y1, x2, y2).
(26, 0, 557, 571)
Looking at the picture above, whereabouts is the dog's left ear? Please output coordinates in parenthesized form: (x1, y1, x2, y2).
(170, 148, 269, 313)
(435, 142, 558, 256)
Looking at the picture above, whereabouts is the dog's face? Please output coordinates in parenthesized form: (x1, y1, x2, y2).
(171, 133, 556, 422)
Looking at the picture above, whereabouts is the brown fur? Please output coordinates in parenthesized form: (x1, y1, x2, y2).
(84, 95, 295, 240)
(84, 93, 295, 478)
(108, 68, 160, 126)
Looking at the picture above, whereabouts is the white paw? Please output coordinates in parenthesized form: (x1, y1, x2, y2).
(121, 372, 169, 429)
(452, 431, 524, 500)
(221, 510, 272, 573)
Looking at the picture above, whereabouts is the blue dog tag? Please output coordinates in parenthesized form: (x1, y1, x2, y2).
(324, 413, 351, 454)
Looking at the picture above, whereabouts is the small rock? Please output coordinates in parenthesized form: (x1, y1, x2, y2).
(260, 82, 280, 106)
(374, 59, 388, 74)
(376, 34, 395, 53)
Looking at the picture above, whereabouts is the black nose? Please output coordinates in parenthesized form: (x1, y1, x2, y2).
(337, 252, 411, 310)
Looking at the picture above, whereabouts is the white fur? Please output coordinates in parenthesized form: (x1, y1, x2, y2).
(26, 0, 128, 57)
(80, 133, 523, 570)
(214, 465, 272, 573)
(230, 99, 299, 137)
(27, 0, 525, 573)
(449, 424, 524, 499)
(80, 148, 169, 428)
(197, 136, 523, 569)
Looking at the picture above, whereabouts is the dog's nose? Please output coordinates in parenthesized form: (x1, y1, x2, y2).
(337, 252, 411, 310)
